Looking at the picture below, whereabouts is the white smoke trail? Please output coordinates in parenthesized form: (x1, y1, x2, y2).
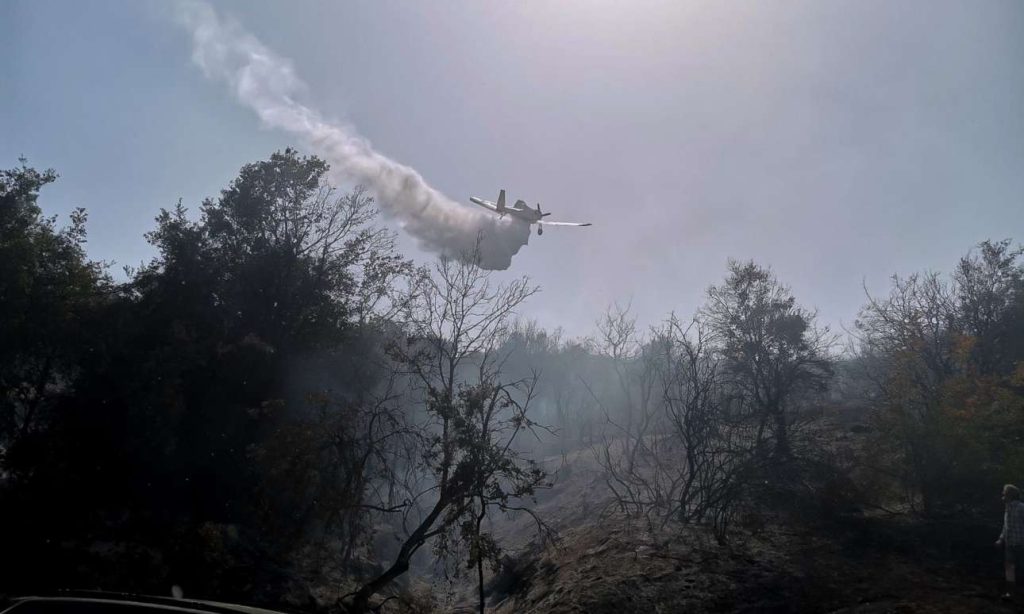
(176, 1, 530, 270)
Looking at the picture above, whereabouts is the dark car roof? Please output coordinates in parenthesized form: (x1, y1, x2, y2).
(1, 593, 294, 614)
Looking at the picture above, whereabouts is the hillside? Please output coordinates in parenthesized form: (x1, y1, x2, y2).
(427, 448, 1018, 614)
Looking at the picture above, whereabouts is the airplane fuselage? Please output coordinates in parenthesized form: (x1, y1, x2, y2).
(469, 196, 547, 223)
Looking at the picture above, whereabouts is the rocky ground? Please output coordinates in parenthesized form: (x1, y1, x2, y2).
(479, 518, 1016, 614)
(425, 446, 1020, 613)
(353, 438, 1020, 614)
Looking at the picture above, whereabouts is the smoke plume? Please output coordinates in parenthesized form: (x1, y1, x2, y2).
(176, 1, 530, 270)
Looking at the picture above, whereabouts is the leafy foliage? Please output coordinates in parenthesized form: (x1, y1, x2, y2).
(0, 152, 415, 604)
(703, 260, 834, 458)
(0, 160, 107, 449)
(856, 240, 1024, 515)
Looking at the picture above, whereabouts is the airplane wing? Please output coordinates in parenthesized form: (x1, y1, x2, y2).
(537, 220, 592, 227)
(469, 197, 500, 213)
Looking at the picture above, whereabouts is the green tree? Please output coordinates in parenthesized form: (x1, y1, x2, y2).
(122, 149, 416, 596)
(856, 239, 1024, 514)
(0, 150, 416, 602)
(703, 260, 834, 459)
(0, 160, 106, 453)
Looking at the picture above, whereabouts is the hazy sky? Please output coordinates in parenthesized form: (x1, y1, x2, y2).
(3, 1, 1022, 339)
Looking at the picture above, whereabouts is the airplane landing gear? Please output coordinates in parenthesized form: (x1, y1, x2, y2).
(537, 226, 543, 236)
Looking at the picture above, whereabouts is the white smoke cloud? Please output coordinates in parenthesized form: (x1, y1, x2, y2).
(176, 1, 530, 270)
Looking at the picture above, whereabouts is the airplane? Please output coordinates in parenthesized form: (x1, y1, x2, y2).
(469, 189, 592, 236)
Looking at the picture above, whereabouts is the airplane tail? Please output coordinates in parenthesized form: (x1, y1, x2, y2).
(497, 189, 506, 212)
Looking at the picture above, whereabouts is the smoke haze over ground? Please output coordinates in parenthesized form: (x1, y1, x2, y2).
(176, 1, 530, 270)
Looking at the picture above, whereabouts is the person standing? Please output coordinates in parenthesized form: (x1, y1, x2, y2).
(997, 484, 1024, 600)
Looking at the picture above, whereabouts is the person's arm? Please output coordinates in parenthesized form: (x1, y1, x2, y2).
(1012, 504, 1024, 542)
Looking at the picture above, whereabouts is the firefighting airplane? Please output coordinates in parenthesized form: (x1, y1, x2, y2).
(470, 190, 592, 236)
